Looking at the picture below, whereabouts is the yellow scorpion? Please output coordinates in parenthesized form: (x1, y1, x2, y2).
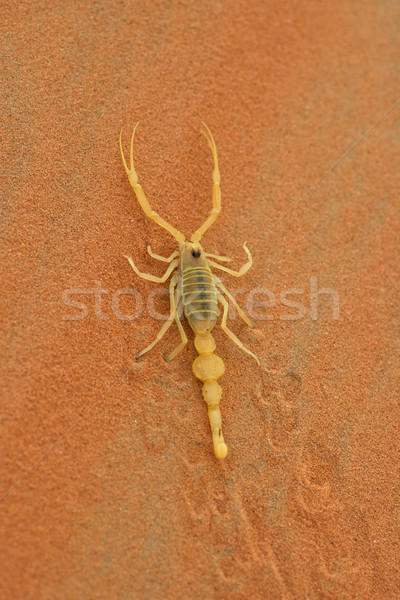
(119, 123, 259, 459)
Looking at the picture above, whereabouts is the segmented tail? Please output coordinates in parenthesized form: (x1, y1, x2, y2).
(192, 332, 227, 459)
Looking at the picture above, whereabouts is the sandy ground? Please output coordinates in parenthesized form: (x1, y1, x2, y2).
(1, 1, 399, 598)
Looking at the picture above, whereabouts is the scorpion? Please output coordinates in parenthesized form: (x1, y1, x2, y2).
(119, 122, 260, 459)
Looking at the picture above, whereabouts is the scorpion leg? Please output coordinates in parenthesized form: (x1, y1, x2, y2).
(146, 245, 179, 263)
(215, 279, 255, 328)
(136, 273, 179, 359)
(208, 243, 253, 277)
(120, 125, 185, 243)
(204, 252, 231, 262)
(190, 123, 221, 243)
(218, 294, 260, 365)
(123, 255, 179, 283)
(166, 299, 188, 362)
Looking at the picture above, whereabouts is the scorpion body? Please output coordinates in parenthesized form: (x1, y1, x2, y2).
(182, 264, 218, 330)
(120, 123, 259, 459)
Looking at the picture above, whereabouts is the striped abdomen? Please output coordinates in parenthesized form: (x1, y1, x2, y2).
(182, 266, 219, 334)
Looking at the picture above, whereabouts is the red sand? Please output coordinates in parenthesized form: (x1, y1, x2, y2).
(1, 1, 399, 598)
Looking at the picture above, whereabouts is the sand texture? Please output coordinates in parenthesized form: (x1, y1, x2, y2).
(1, 1, 399, 598)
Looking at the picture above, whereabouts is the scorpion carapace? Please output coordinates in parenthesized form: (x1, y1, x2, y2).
(120, 122, 260, 459)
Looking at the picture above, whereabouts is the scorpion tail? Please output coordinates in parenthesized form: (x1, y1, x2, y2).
(192, 333, 227, 459)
